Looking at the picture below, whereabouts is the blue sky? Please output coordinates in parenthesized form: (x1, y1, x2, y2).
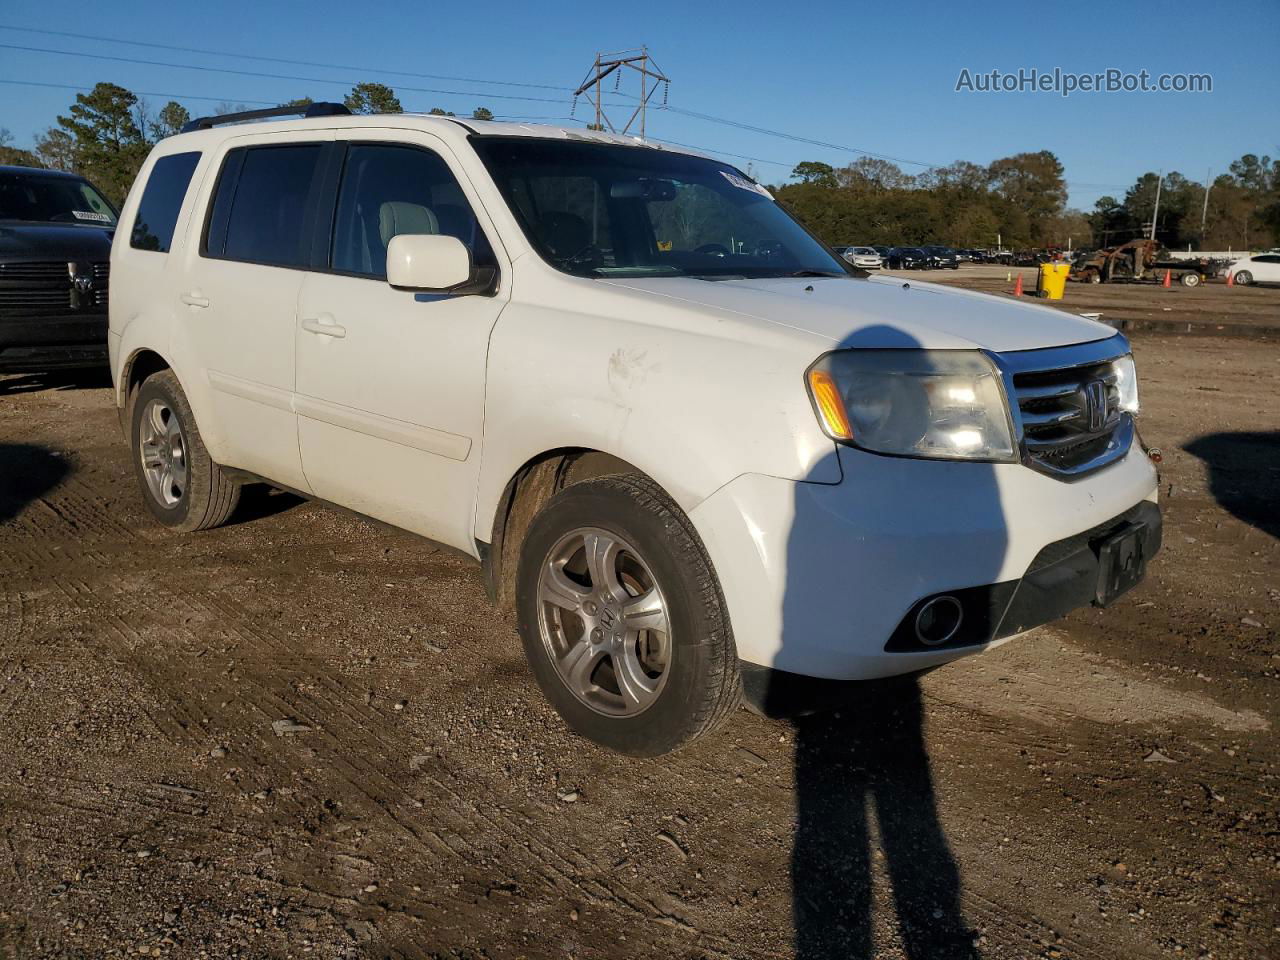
(1, 0, 1276, 209)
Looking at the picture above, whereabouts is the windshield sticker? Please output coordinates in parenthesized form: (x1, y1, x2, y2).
(72, 210, 112, 222)
(720, 171, 772, 198)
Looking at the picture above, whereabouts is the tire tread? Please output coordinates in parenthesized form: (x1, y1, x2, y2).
(530, 472, 741, 753)
(134, 370, 241, 533)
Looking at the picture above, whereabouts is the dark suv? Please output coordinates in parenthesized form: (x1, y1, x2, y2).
(0, 165, 117, 372)
(922, 245, 960, 269)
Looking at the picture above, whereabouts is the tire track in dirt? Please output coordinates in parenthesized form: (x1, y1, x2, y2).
(188, 589, 761, 958)
(8, 554, 1160, 959)
(14, 559, 758, 958)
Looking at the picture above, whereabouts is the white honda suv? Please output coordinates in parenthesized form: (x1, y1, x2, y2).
(109, 103, 1161, 755)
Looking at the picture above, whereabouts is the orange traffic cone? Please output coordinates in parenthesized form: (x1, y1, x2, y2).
(1013, 274, 1023, 297)
(1162, 269, 1172, 288)
(1226, 270, 1235, 288)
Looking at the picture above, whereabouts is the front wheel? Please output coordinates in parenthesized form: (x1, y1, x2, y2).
(1233, 270, 1252, 285)
(515, 474, 740, 756)
(130, 370, 241, 532)
(1180, 272, 1201, 287)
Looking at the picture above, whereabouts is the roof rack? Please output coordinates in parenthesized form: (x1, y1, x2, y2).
(181, 101, 351, 133)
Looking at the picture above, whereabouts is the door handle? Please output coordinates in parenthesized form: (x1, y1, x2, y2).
(180, 291, 210, 308)
(301, 316, 347, 339)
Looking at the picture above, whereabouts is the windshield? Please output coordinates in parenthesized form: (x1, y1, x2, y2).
(0, 172, 118, 225)
(471, 137, 845, 279)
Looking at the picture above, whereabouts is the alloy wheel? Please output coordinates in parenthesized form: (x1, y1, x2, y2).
(138, 398, 188, 507)
(536, 527, 671, 717)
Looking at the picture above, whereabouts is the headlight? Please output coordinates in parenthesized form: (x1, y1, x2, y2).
(806, 349, 1016, 461)
(1113, 354, 1139, 414)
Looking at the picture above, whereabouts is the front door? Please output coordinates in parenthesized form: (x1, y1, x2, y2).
(294, 135, 508, 551)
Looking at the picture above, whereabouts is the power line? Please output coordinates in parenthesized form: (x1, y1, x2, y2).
(0, 30, 1146, 194)
(658, 104, 943, 169)
(0, 77, 276, 105)
(0, 42, 595, 106)
(0, 79, 571, 125)
(0, 23, 570, 92)
(0, 24, 952, 171)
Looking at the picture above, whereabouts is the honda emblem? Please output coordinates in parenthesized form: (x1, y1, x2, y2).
(1084, 380, 1108, 432)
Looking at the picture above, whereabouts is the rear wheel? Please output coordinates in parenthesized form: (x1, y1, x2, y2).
(130, 370, 240, 532)
(1233, 270, 1253, 285)
(1180, 272, 1201, 287)
(515, 474, 740, 756)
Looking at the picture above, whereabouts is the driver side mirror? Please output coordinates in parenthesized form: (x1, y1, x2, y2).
(387, 234, 473, 292)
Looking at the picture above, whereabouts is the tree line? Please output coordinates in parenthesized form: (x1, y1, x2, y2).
(773, 151, 1280, 252)
(0, 81, 495, 206)
(3, 79, 1277, 251)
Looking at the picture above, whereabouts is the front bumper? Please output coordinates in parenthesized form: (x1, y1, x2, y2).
(688, 442, 1160, 682)
(0, 314, 109, 371)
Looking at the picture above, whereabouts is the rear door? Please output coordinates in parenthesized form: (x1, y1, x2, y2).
(172, 132, 333, 491)
(293, 132, 509, 550)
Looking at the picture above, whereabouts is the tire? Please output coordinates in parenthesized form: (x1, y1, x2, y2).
(130, 369, 240, 532)
(515, 473, 740, 756)
(1234, 270, 1252, 286)
(1180, 272, 1200, 287)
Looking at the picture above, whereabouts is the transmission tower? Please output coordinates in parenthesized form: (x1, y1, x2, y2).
(572, 47, 669, 138)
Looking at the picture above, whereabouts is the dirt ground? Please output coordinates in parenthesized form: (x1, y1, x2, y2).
(882, 263, 1280, 337)
(0, 278, 1277, 958)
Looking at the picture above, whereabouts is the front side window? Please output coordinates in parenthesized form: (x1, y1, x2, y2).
(0, 172, 117, 226)
(330, 143, 495, 279)
(471, 137, 845, 279)
(130, 151, 200, 252)
(205, 144, 324, 268)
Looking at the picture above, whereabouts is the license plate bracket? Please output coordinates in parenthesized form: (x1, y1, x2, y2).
(1093, 521, 1148, 607)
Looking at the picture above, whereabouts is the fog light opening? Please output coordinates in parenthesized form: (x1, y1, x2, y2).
(914, 596, 963, 647)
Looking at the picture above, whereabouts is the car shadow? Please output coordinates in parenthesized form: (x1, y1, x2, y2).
(0, 443, 71, 524)
(1183, 431, 1280, 540)
(0, 368, 114, 396)
(223, 483, 307, 527)
(763, 322, 998, 957)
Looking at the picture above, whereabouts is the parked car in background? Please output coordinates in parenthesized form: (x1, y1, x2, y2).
(888, 246, 928, 269)
(110, 104, 1161, 756)
(1226, 253, 1280, 286)
(840, 246, 883, 269)
(922, 246, 960, 269)
(0, 165, 118, 372)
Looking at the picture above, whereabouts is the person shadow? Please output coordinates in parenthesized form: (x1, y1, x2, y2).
(1183, 431, 1279, 540)
(0, 443, 71, 524)
(762, 319, 1008, 958)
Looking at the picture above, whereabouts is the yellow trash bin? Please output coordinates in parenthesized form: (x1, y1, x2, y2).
(1038, 262, 1070, 300)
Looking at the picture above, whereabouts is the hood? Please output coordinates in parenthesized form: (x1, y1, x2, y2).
(0, 222, 115, 260)
(602, 274, 1115, 353)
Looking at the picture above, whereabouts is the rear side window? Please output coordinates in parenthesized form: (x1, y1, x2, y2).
(130, 152, 200, 252)
(204, 144, 324, 268)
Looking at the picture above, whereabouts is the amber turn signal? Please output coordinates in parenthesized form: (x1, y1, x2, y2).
(808, 369, 853, 441)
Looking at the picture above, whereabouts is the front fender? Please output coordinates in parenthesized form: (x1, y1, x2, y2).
(473, 283, 840, 543)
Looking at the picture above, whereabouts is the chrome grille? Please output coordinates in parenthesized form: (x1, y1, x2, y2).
(0, 261, 69, 283)
(0, 260, 109, 313)
(1004, 345, 1134, 479)
(0, 288, 71, 307)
